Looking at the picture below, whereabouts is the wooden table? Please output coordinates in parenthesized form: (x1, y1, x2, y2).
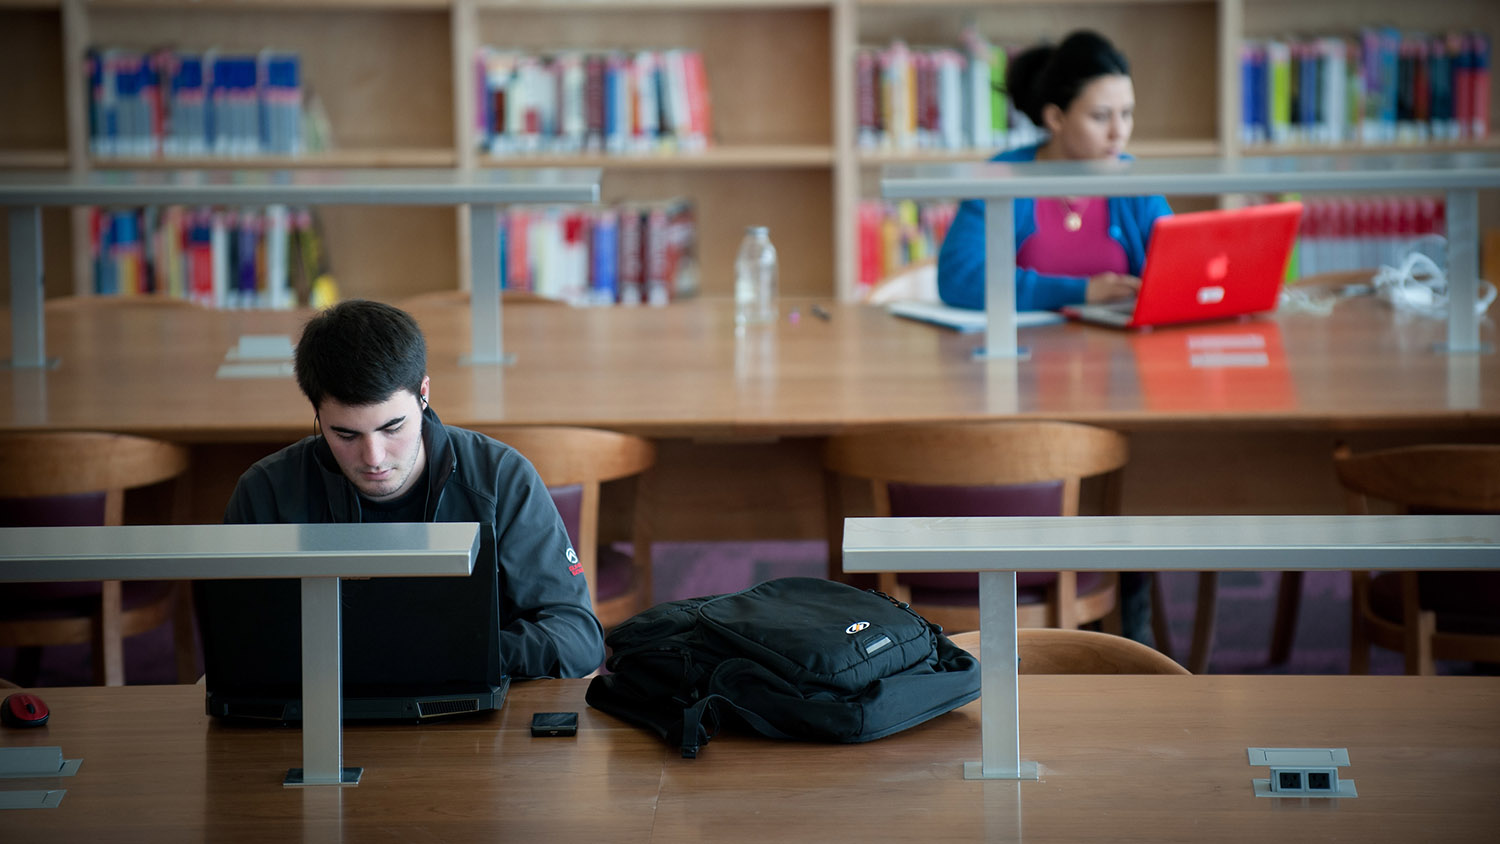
(1, 296, 1497, 532)
(3, 676, 1497, 842)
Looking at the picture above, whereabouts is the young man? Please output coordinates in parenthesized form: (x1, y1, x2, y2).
(223, 299, 604, 678)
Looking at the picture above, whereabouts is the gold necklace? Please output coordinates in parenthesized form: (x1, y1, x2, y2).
(1058, 197, 1084, 232)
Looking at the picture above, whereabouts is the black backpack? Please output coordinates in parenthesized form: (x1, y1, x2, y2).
(584, 577, 981, 757)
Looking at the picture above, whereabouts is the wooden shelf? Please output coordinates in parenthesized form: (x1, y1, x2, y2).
(479, 145, 835, 170)
(474, 0, 833, 9)
(1244, 138, 1500, 158)
(89, 148, 459, 169)
(86, 0, 450, 9)
(0, 149, 69, 168)
(856, 0, 1212, 6)
(11, 0, 1495, 304)
(857, 139, 1222, 167)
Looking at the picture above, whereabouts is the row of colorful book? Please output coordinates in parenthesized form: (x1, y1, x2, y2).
(85, 47, 318, 159)
(495, 200, 698, 306)
(1241, 29, 1491, 148)
(476, 47, 712, 157)
(89, 206, 328, 308)
(1289, 196, 1447, 279)
(855, 28, 1043, 154)
(857, 199, 956, 292)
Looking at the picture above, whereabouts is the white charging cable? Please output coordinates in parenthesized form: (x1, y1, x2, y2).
(1371, 237, 1497, 319)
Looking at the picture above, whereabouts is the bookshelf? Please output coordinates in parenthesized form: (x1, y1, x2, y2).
(1, 0, 1497, 305)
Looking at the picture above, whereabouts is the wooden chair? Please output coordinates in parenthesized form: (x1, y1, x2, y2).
(822, 421, 1126, 633)
(0, 432, 197, 686)
(1333, 443, 1500, 675)
(472, 426, 654, 630)
(948, 628, 1191, 675)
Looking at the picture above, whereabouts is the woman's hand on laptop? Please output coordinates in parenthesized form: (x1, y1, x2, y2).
(1086, 272, 1142, 303)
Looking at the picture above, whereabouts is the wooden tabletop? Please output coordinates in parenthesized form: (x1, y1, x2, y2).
(3, 676, 1498, 842)
(2, 295, 1496, 442)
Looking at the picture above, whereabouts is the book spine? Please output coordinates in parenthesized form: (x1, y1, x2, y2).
(1472, 31, 1491, 139)
(592, 210, 619, 305)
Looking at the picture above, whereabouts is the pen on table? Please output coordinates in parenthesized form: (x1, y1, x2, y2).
(811, 304, 832, 322)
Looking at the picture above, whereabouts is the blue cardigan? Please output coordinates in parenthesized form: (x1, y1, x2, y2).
(936, 144, 1173, 311)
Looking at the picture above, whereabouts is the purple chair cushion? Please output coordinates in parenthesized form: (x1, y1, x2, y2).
(595, 544, 635, 602)
(0, 581, 176, 621)
(548, 484, 637, 603)
(1369, 572, 1500, 636)
(887, 480, 1066, 594)
(0, 492, 108, 527)
(907, 572, 1114, 608)
(548, 484, 585, 551)
(1, 492, 173, 616)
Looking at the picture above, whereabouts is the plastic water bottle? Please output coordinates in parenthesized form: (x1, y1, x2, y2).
(734, 226, 778, 326)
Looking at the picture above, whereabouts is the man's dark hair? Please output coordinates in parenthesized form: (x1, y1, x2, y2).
(1006, 30, 1131, 126)
(294, 299, 427, 409)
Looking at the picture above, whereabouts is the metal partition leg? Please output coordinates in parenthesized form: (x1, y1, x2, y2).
(966, 570, 1037, 780)
(7, 206, 53, 369)
(1442, 189, 1489, 354)
(466, 204, 514, 366)
(285, 577, 360, 787)
(979, 199, 1023, 360)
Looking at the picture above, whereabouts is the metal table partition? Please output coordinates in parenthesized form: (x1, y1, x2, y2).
(0, 168, 600, 367)
(0, 522, 482, 787)
(883, 152, 1500, 358)
(842, 514, 1500, 780)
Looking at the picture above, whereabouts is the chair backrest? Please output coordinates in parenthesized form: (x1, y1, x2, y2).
(1333, 443, 1500, 514)
(822, 421, 1129, 591)
(470, 426, 654, 610)
(948, 628, 1190, 675)
(822, 419, 1128, 518)
(823, 421, 1129, 498)
(0, 432, 192, 526)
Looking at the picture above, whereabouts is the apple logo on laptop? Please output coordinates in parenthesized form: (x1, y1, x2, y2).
(1196, 253, 1230, 304)
(1206, 252, 1230, 280)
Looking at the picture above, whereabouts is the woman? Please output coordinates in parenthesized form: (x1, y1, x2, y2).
(937, 30, 1171, 311)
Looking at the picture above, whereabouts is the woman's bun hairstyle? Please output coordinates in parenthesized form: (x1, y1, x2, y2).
(1006, 30, 1130, 125)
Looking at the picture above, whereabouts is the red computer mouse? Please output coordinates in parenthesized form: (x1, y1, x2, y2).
(1, 693, 49, 727)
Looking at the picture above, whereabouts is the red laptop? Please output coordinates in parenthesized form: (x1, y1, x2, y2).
(1062, 201, 1303, 329)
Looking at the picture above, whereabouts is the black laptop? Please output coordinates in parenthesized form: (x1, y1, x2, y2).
(194, 525, 509, 723)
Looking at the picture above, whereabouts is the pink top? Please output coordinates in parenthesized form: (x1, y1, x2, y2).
(1017, 197, 1129, 277)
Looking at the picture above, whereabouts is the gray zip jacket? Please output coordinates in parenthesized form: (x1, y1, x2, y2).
(223, 406, 606, 678)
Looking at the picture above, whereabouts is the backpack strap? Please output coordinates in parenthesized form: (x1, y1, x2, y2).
(679, 694, 724, 758)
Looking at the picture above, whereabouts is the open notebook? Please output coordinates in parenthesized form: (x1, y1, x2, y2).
(888, 300, 1065, 332)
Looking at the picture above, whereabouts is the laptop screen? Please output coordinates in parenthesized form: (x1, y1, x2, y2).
(194, 523, 506, 722)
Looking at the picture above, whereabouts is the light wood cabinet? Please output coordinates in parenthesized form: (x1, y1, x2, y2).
(2, 0, 1496, 303)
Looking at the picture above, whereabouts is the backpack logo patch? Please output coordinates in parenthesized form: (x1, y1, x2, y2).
(845, 621, 870, 635)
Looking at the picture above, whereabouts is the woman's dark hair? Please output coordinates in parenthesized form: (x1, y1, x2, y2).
(294, 299, 427, 410)
(1007, 30, 1130, 126)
